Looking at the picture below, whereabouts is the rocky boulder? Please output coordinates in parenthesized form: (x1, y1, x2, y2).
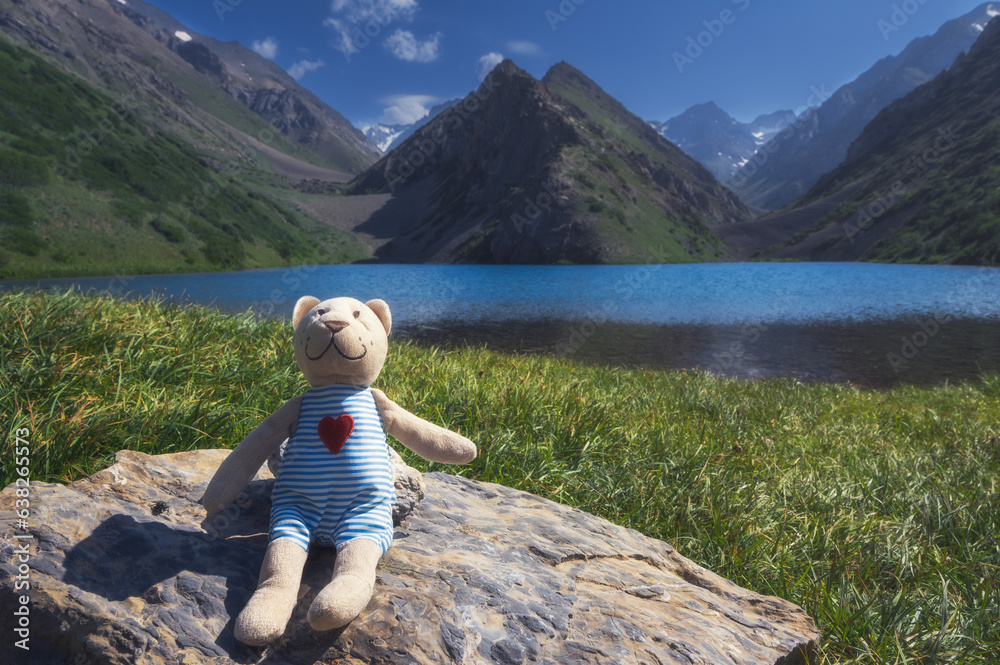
(1, 449, 820, 664)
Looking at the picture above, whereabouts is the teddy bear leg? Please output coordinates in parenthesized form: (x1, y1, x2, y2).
(234, 539, 308, 646)
(307, 538, 382, 631)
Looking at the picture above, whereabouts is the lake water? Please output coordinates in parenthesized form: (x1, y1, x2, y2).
(5, 263, 1000, 388)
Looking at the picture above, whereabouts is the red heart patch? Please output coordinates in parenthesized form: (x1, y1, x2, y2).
(317, 414, 354, 455)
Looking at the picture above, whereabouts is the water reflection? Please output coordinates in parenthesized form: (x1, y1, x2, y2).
(4, 262, 998, 387)
(395, 318, 1000, 389)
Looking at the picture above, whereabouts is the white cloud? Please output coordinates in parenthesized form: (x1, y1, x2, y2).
(506, 40, 542, 57)
(384, 29, 442, 63)
(288, 59, 325, 80)
(378, 94, 439, 124)
(324, 0, 419, 57)
(252, 37, 279, 60)
(476, 52, 504, 80)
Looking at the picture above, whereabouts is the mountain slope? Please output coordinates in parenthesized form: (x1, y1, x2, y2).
(118, 0, 381, 173)
(0, 36, 368, 278)
(733, 3, 996, 210)
(0, 0, 379, 175)
(347, 60, 751, 264)
(719, 16, 1000, 265)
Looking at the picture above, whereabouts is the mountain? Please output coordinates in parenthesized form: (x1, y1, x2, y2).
(718, 16, 1000, 265)
(345, 61, 751, 264)
(733, 3, 997, 210)
(0, 0, 379, 174)
(0, 0, 373, 278)
(362, 100, 461, 155)
(0, 36, 368, 278)
(747, 110, 799, 146)
(383, 99, 461, 154)
(363, 123, 411, 153)
(105, 0, 381, 173)
(649, 103, 796, 184)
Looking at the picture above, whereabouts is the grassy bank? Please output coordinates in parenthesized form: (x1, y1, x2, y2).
(1, 290, 998, 664)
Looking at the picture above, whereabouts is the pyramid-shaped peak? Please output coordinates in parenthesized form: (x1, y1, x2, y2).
(482, 58, 535, 84)
(541, 61, 592, 85)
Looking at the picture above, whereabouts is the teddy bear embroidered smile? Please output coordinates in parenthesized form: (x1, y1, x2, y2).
(201, 296, 477, 646)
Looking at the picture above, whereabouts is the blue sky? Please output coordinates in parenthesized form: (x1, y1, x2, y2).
(146, 0, 990, 128)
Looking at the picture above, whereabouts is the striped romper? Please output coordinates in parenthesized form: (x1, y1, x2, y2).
(268, 384, 395, 554)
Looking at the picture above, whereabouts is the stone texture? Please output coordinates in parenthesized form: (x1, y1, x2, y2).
(1, 450, 820, 664)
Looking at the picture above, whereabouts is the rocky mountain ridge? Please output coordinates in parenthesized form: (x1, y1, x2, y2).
(719, 15, 1000, 265)
(347, 60, 752, 264)
(0, 0, 379, 174)
(112, 0, 381, 173)
(732, 2, 997, 210)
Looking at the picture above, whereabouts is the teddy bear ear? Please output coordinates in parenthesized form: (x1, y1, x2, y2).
(292, 296, 321, 330)
(365, 299, 392, 335)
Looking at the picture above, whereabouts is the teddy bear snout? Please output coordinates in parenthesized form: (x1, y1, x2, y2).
(324, 320, 349, 334)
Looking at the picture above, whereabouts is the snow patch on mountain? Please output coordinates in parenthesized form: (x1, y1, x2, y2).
(362, 124, 409, 153)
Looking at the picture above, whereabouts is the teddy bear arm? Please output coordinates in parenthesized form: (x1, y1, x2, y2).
(371, 388, 477, 464)
(201, 395, 303, 513)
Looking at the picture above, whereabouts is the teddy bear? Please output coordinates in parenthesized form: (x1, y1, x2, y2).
(201, 295, 477, 646)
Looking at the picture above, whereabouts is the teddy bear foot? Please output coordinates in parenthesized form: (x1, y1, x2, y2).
(234, 540, 308, 646)
(307, 539, 381, 631)
(235, 587, 298, 646)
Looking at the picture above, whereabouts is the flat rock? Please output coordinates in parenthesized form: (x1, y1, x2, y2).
(0, 450, 820, 664)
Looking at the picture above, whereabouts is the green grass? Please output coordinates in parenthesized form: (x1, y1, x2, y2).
(2, 290, 999, 664)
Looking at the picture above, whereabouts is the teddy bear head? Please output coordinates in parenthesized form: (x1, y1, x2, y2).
(291, 296, 392, 388)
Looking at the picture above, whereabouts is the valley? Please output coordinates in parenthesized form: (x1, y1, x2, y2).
(0, 0, 998, 279)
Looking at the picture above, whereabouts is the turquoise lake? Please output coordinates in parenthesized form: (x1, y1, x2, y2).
(5, 262, 1000, 387)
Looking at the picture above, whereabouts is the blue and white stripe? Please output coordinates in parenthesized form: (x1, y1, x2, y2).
(269, 384, 395, 554)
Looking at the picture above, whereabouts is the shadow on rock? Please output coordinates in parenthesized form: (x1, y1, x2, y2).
(62, 482, 275, 659)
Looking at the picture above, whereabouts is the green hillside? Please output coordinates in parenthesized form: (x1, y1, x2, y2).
(542, 63, 750, 263)
(0, 37, 367, 279)
(746, 19, 1000, 265)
